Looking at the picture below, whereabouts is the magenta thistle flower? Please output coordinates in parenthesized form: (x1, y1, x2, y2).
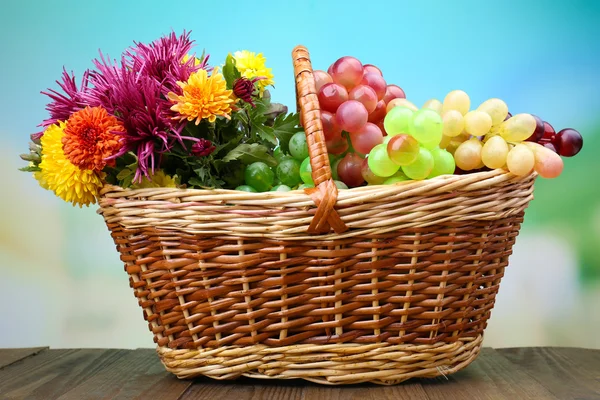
(34, 68, 90, 140)
(124, 30, 210, 95)
(232, 77, 263, 107)
(191, 139, 216, 157)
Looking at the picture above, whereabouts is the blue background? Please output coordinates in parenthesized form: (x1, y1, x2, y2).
(1, 0, 598, 349)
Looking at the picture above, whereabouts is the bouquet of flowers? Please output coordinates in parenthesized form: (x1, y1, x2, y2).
(20, 31, 302, 207)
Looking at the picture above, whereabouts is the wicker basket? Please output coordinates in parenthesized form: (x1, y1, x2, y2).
(97, 45, 536, 385)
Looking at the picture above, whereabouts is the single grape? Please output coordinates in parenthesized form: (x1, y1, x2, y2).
(525, 115, 545, 142)
(273, 146, 286, 163)
(318, 83, 348, 113)
(422, 98, 443, 115)
(428, 148, 455, 178)
(553, 128, 583, 157)
(321, 110, 342, 141)
(523, 142, 564, 178)
(368, 143, 400, 177)
(271, 184, 292, 192)
(326, 134, 350, 155)
(477, 98, 509, 126)
(386, 98, 418, 113)
(445, 132, 471, 155)
(506, 144, 535, 176)
(387, 134, 420, 165)
(361, 157, 386, 185)
(384, 170, 410, 184)
(481, 135, 509, 169)
(299, 157, 313, 184)
(382, 84, 406, 104)
(499, 114, 537, 142)
(464, 110, 493, 136)
(244, 162, 275, 192)
(442, 110, 465, 138)
(542, 141, 557, 153)
(384, 106, 414, 136)
(350, 122, 383, 154)
(454, 138, 483, 171)
(360, 72, 387, 100)
(334, 180, 349, 189)
(363, 64, 383, 76)
(349, 85, 378, 114)
(336, 100, 368, 133)
(402, 147, 434, 180)
(330, 56, 364, 90)
(328, 154, 341, 180)
(314, 70, 333, 92)
(542, 121, 556, 141)
(368, 100, 387, 123)
(337, 153, 365, 187)
(410, 108, 443, 149)
(289, 131, 309, 161)
(442, 90, 470, 115)
(236, 185, 257, 192)
(276, 157, 302, 187)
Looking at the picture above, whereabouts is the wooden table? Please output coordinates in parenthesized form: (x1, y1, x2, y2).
(0, 347, 598, 399)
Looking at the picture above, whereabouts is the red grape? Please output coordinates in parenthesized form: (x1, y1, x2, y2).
(326, 134, 349, 155)
(327, 64, 334, 75)
(330, 56, 364, 90)
(363, 64, 383, 76)
(321, 110, 342, 141)
(526, 115, 545, 142)
(337, 153, 365, 187)
(360, 72, 386, 100)
(368, 100, 387, 123)
(361, 157, 386, 185)
(542, 121, 556, 141)
(377, 120, 387, 136)
(350, 122, 383, 154)
(553, 128, 583, 157)
(504, 111, 512, 121)
(318, 83, 348, 113)
(349, 85, 378, 113)
(336, 100, 368, 133)
(382, 85, 406, 104)
(314, 70, 333, 92)
(542, 142, 558, 153)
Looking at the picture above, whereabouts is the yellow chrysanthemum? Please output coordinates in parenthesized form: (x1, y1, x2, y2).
(182, 54, 202, 66)
(33, 169, 49, 190)
(132, 170, 178, 189)
(38, 122, 103, 207)
(168, 67, 234, 124)
(233, 50, 275, 96)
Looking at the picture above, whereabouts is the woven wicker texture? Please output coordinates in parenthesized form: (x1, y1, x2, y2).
(97, 45, 536, 384)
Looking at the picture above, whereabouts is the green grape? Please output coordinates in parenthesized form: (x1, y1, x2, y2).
(329, 154, 341, 180)
(442, 110, 464, 138)
(384, 171, 410, 185)
(499, 114, 537, 142)
(297, 183, 315, 190)
(464, 110, 493, 136)
(299, 157, 314, 184)
(334, 180, 348, 189)
(442, 90, 470, 115)
(271, 184, 291, 192)
(402, 147, 434, 180)
(273, 146, 287, 163)
(235, 185, 257, 192)
(409, 108, 443, 149)
(477, 98, 509, 126)
(244, 162, 275, 192)
(276, 158, 302, 187)
(383, 106, 414, 136)
(367, 143, 400, 177)
(422, 98, 443, 115)
(289, 131, 309, 161)
(428, 148, 456, 178)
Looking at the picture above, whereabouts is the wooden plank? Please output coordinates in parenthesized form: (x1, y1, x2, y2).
(417, 348, 559, 399)
(0, 349, 129, 400)
(56, 348, 191, 400)
(0, 347, 48, 369)
(498, 347, 600, 400)
(303, 381, 431, 400)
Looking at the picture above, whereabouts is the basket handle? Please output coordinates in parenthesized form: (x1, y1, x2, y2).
(292, 46, 348, 234)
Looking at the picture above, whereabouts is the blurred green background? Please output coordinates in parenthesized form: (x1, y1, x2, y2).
(0, 0, 598, 349)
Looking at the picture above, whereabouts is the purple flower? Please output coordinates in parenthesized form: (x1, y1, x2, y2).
(233, 77, 263, 107)
(34, 68, 90, 140)
(191, 139, 216, 157)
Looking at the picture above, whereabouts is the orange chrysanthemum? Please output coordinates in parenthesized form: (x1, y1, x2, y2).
(62, 106, 124, 171)
(168, 67, 234, 124)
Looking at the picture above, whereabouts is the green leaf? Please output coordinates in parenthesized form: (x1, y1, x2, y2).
(253, 124, 277, 145)
(19, 165, 41, 172)
(223, 143, 277, 167)
(116, 168, 133, 181)
(272, 113, 303, 154)
(223, 53, 241, 90)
